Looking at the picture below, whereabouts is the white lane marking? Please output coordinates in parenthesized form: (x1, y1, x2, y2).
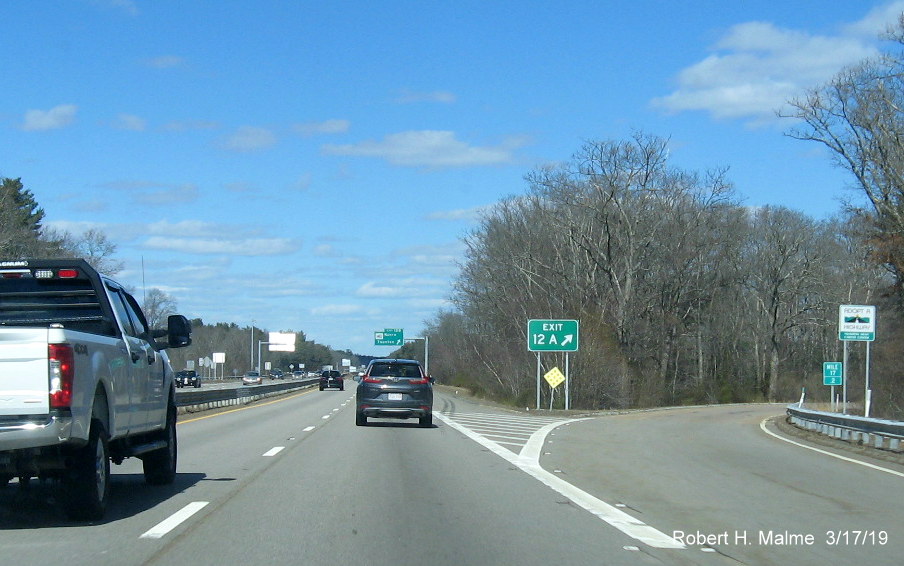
(321, 415, 330, 420)
(435, 412, 684, 549)
(263, 446, 284, 457)
(140, 501, 209, 539)
(303, 426, 315, 432)
(760, 418, 904, 478)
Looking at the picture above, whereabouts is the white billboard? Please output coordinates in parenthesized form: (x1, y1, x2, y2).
(268, 332, 296, 352)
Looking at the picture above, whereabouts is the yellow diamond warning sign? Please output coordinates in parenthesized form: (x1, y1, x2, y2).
(544, 367, 565, 388)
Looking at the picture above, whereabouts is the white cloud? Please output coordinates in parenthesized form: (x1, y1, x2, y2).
(844, 1, 904, 37)
(322, 130, 526, 168)
(356, 277, 446, 298)
(311, 304, 369, 316)
(163, 120, 219, 132)
(356, 282, 404, 297)
(221, 126, 277, 151)
(143, 236, 299, 256)
(136, 184, 200, 206)
(114, 113, 146, 131)
(407, 298, 453, 309)
(651, 7, 900, 124)
(427, 205, 489, 222)
(314, 244, 338, 257)
(22, 104, 77, 131)
(44, 219, 103, 234)
(146, 219, 223, 237)
(294, 119, 350, 136)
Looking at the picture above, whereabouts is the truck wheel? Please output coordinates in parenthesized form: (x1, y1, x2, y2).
(143, 400, 177, 485)
(62, 419, 110, 521)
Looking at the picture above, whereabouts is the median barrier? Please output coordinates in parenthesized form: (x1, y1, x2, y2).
(175, 377, 319, 414)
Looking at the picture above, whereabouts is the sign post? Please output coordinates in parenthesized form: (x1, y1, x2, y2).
(838, 305, 876, 416)
(528, 319, 579, 410)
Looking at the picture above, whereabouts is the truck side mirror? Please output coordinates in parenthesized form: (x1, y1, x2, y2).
(166, 315, 192, 348)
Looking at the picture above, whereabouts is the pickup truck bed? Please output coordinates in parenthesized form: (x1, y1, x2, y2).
(0, 259, 192, 520)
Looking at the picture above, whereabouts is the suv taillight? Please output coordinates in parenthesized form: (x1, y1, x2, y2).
(362, 375, 382, 383)
(49, 343, 75, 408)
(408, 376, 429, 384)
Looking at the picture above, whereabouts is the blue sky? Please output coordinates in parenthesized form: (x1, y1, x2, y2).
(3, 0, 903, 356)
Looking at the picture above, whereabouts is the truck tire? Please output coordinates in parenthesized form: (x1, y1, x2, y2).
(62, 419, 110, 521)
(142, 399, 177, 485)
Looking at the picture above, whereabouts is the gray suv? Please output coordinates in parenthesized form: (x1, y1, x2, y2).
(356, 359, 433, 427)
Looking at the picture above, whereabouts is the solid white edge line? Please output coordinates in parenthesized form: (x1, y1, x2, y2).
(434, 412, 685, 549)
(140, 501, 209, 539)
(759, 417, 904, 478)
(263, 446, 285, 457)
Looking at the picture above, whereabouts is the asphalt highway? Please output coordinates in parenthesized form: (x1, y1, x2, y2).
(1, 387, 902, 566)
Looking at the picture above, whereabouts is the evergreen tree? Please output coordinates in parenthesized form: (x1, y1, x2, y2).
(1, 177, 45, 233)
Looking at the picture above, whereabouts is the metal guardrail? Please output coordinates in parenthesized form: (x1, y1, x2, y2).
(786, 403, 904, 452)
(175, 377, 320, 413)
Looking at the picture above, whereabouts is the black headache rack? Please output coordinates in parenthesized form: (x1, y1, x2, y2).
(0, 259, 116, 334)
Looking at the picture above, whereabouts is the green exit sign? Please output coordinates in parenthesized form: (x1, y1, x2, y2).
(527, 319, 579, 352)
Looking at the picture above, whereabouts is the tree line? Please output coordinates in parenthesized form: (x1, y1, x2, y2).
(424, 18, 904, 419)
(424, 133, 888, 411)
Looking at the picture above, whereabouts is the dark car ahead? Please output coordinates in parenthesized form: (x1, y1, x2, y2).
(320, 370, 344, 391)
(175, 369, 200, 388)
(356, 359, 433, 427)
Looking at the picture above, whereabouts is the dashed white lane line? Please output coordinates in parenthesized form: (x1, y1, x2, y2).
(263, 446, 285, 457)
(303, 426, 315, 432)
(140, 502, 209, 539)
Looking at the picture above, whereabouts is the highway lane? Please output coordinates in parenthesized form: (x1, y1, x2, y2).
(1, 389, 902, 565)
(144, 390, 700, 566)
(541, 404, 904, 565)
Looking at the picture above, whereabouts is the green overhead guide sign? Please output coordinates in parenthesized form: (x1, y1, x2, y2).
(374, 328, 404, 346)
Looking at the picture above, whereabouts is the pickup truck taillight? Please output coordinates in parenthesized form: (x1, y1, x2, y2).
(49, 344, 74, 408)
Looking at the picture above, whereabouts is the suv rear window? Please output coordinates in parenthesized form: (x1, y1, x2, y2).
(368, 362, 422, 378)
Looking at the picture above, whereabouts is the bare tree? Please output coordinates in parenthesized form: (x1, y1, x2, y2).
(141, 288, 178, 330)
(785, 16, 904, 289)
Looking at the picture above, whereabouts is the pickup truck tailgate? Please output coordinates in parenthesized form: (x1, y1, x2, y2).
(0, 328, 50, 416)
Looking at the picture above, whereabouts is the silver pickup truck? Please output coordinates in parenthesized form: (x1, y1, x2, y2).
(0, 259, 192, 520)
